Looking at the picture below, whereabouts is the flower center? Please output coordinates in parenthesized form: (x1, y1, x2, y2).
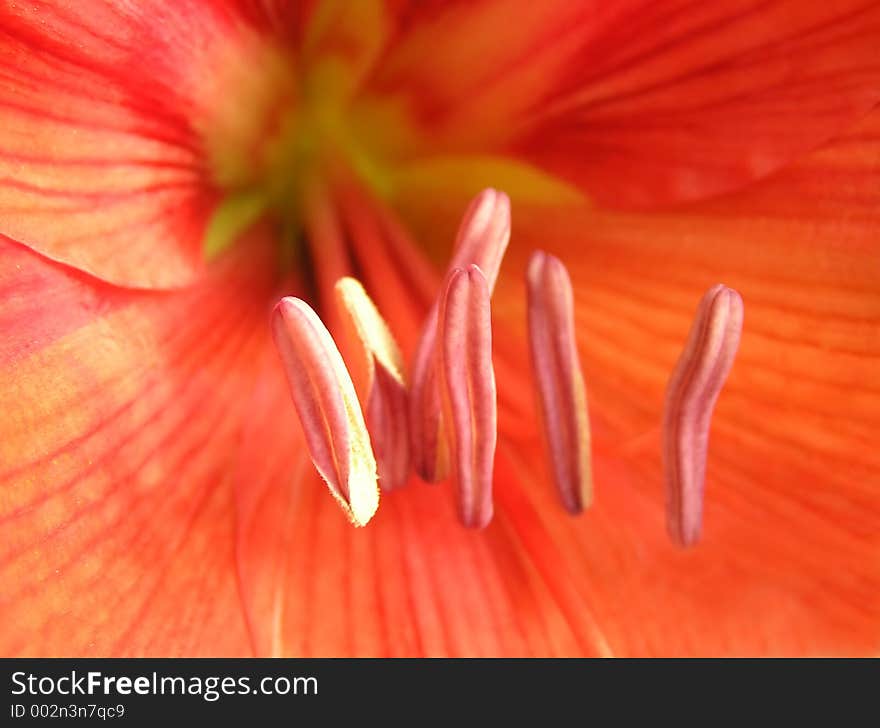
(269, 186, 744, 545)
(200, 45, 402, 262)
(200, 42, 744, 547)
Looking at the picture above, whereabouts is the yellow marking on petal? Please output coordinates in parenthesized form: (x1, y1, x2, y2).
(303, 0, 392, 99)
(390, 155, 587, 207)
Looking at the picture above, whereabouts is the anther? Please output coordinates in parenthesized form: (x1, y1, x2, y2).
(271, 296, 380, 526)
(526, 251, 593, 514)
(438, 265, 497, 529)
(409, 189, 510, 482)
(335, 277, 410, 491)
(663, 284, 744, 547)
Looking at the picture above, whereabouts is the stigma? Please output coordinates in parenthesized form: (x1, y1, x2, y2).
(270, 188, 743, 544)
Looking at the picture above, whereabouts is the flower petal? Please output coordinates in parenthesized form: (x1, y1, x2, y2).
(489, 109, 880, 654)
(368, 0, 880, 206)
(235, 442, 613, 656)
(0, 2, 290, 287)
(0, 228, 279, 655)
(234, 343, 311, 658)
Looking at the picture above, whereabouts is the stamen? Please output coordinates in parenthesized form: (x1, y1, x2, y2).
(335, 277, 410, 491)
(438, 265, 497, 529)
(526, 251, 593, 514)
(271, 296, 380, 527)
(663, 284, 744, 547)
(409, 189, 510, 482)
(447, 188, 512, 290)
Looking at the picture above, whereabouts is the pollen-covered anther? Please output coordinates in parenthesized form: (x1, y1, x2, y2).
(663, 284, 744, 547)
(271, 296, 379, 526)
(334, 277, 410, 491)
(409, 188, 510, 483)
(438, 265, 497, 529)
(526, 251, 593, 514)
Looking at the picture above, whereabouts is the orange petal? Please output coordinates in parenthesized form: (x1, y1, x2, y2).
(5, 4, 878, 658)
(490, 108, 880, 654)
(234, 343, 311, 658)
(236, 441, 613, 656)
(0, 229, 278, 655)
(368, 0, 880, 206)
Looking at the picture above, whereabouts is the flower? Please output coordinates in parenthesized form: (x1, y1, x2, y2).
(1, 1, 879, 656)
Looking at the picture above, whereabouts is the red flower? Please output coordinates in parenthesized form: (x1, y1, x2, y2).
(1, 1, 878, 656)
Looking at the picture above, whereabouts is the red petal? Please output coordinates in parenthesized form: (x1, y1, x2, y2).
(0, 228, 278, 655)
(366, 0, 880, 206)
(0, 2, 286, 287)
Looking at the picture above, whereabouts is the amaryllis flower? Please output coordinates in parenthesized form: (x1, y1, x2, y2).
(1, 1, 878, 657)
